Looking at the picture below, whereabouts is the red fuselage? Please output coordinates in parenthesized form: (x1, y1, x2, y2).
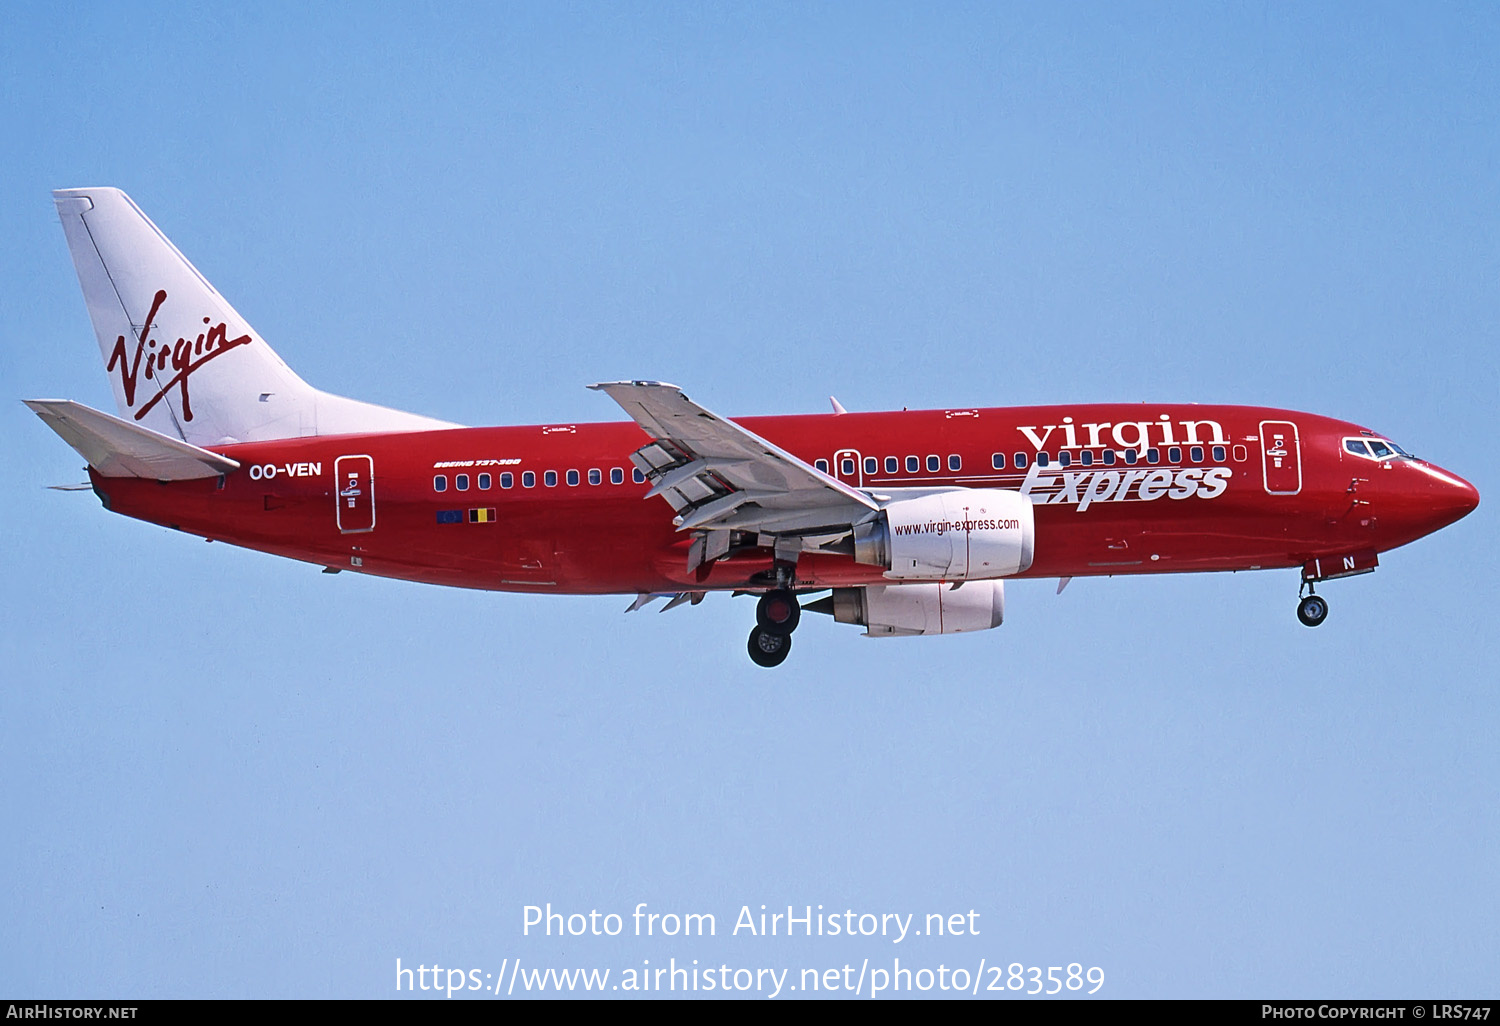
(90, 403, 1478, 594)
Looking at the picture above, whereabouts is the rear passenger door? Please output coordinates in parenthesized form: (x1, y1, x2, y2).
(335, 455, 376, 532)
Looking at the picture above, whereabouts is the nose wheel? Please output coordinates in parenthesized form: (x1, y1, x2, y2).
(1297, 591, 1329, 628)
(748, 589, 800, 667)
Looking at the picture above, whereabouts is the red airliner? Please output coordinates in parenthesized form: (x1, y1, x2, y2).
(30, 188, 1479, 666)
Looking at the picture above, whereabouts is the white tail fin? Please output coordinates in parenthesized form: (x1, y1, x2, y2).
(52, 188, 457, 445)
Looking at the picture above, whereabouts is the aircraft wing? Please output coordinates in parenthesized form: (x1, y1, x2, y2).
(590, 381, 878, 569)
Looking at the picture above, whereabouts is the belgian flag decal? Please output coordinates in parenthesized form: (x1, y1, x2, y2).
(469, 508, 497, 524)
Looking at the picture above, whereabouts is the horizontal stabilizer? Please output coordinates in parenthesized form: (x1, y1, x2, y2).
(25, 399, 240, 480)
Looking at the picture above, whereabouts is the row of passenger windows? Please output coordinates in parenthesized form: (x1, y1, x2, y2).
(815, 456, 968, 475)
(434, 444, 1248, 492)
(816, 445, 1238, 477)
(434, 467, 649, 492)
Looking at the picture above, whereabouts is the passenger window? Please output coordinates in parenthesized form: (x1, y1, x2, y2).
(478, 473, 491, 489)
(500, 472, 513, 488)
(588, 469, 601, 485)
(456, 474, 469, 491)
(1080, 451, 1093, 467)
(841, 458, 855, 476)
(906, 456, 919, 473)
(885, 457, 898, 474)
(1014, 452, 1028, 469)
(864, 457, 878, 475)
(1212, 445, 1226, 462)
(1147, 448, 1160, 464)
(611, 468, 624, 485)
(433, 475, 447, 492)
(1037, 453, 1050, 467)
(1167, 446, 1181, 464)
(1102, 450, 1117, 466)
(544, 470, 557, 487)
(991, 453, 1006, 470)
(948, 454, 961, 471)
(815, 459, 829, 472)
(633, 468, 646, 484)
(926, 455, 940, 473)
(1190, 446, 1203, 463)
(1058, 452, 1071, 468)
(1123, 449, 1138, 465)
(522, 471, 536, 488)
(566, 470, 580, 486)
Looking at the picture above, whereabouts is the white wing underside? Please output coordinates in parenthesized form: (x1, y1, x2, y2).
(590, 381, 879, 572)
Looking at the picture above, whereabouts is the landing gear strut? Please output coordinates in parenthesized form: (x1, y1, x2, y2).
(748, 589, 800, 667)
(1297, 582, 1329, 628)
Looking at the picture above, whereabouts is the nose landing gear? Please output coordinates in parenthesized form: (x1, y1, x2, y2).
(1297, 583, 1329, 628)
(748, 589, 800, 667)
(1296, 552, 1378, 627)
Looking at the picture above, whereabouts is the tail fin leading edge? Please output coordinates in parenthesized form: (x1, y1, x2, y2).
(52, 188, 456, 446)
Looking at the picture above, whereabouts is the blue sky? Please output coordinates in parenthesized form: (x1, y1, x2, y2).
(2, 1, 1496, 999)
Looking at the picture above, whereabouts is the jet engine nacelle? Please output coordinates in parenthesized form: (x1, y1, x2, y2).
(853, 489, 1035, 580)
(831, 582, 1005, 637)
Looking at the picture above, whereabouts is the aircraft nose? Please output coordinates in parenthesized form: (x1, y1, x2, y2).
(1421, 464, 1479, 528)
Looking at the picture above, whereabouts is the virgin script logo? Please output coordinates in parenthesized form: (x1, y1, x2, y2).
(106, 289, 251, 422)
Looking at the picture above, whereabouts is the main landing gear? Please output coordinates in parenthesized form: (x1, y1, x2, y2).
(747, 588, 800, 667)
(1297, 582, 1329, 628)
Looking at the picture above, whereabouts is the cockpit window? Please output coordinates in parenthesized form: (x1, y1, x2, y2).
(1344, 436, 1411, 462)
